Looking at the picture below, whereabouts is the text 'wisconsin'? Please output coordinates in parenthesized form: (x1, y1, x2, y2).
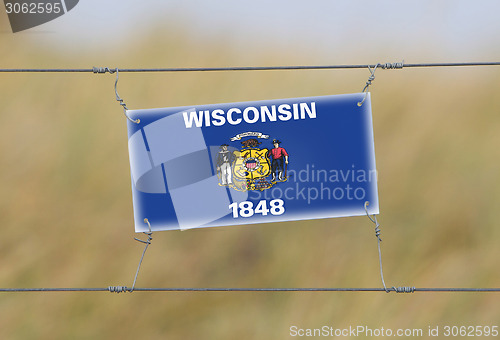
(182, 102, 317, 128)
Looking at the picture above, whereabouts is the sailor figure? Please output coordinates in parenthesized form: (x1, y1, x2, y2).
(267, 139, 289, 182)
(216, 144, 234, 186)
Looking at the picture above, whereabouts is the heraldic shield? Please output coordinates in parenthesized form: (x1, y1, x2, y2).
(231, 138, 272, 191)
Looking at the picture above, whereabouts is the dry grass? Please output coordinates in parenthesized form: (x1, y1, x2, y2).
(0, 19, 499, 339)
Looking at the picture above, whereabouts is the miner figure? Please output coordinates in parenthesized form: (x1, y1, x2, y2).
(268, 139, 289, 182)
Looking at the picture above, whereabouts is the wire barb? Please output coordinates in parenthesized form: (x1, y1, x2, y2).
(380, 60, 405, 70)
(391, 286, 415, 293)
(92, 67, 115, 74)
(108, 286, 129, 293)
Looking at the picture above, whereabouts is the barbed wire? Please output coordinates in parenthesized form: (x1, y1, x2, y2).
(0, 287, 499, 293)
(0, 61, 499, 73)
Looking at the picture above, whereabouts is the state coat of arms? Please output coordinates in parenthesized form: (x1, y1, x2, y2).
(216, 132, 289, 192)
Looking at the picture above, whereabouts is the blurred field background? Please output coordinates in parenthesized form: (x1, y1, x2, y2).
(0, 2, 500, 339)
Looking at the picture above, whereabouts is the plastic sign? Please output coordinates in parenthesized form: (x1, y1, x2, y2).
(126, 93, 379, 232)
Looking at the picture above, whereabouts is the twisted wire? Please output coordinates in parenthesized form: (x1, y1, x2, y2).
(108, 286, 129, 293)
(130, 218, 153, 292)
(92, 67, 139, 123)
(357, 63, 383, 106)
(112, 68, 140, 124)
(380, 61, 404, 69)
(364, 202, 417, 294)
(364, 201, 390, 292)
(391, 286, 416, 293)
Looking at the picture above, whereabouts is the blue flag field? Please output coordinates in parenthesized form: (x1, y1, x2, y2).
(126, 93, 379, 232)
